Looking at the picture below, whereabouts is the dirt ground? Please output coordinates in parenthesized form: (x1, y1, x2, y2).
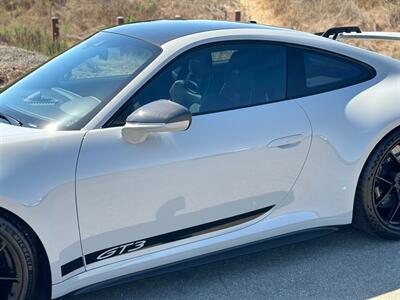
(0, 45, 47, 88)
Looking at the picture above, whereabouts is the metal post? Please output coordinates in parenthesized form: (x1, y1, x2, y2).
(51, 17, 59, 42)
(116, 16, 124, 25)
(234, 10, 241, 22)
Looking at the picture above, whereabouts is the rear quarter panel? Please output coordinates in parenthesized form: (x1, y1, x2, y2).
(291, 53, 400, 223)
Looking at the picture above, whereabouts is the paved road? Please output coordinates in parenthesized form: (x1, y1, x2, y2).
(62, 226, 400, 300)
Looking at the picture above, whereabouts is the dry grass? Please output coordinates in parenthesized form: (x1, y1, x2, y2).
(0, 0, 240, 85)
(246, 0, 400, 59)
(0, 0, 240, 55)
(0, 0, 398, 58)
(0, 22, 67, 56)
(0, 0, 399, 86)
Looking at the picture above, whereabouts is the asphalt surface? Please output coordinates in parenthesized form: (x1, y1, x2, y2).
(62, 226, 400, 300)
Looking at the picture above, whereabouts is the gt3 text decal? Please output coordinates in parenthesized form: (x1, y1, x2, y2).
(97, 240, 146, 260)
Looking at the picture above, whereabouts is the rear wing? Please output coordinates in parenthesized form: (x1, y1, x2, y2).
(315, 26, 400, 41)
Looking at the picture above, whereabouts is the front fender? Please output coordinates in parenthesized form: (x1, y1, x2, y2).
(0, 128, 86, 284)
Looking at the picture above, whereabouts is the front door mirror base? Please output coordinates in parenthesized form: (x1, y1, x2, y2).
(121, 100, 192, 144)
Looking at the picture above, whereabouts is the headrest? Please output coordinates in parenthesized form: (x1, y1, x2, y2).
(188, 54, 211, 78)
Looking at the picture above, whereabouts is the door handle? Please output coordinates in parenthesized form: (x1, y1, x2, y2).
(267, 134, 303, 149)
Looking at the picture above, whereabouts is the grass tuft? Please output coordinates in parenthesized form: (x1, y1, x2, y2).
(0, 23, 68, 56)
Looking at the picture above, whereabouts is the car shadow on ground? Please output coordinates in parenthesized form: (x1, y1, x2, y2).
(63, 226, 400, 300)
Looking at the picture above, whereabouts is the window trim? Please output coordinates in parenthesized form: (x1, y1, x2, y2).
(104, 40, 376, 128)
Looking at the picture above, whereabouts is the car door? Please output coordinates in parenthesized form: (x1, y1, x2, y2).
(75, 42, 312, 269)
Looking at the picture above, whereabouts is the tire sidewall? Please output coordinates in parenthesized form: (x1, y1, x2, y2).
(0, 218, 38, 300)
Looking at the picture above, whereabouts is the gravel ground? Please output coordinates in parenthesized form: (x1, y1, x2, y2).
(62, 226, 400, 300)
(0, 45, 47, 88)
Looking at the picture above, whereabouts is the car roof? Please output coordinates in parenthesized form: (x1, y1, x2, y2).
(104, 19, 287, 46)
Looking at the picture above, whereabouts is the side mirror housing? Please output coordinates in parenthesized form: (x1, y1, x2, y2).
(121, 100, 192, 144)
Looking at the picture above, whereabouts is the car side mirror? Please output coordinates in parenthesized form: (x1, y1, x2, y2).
(121, 100, 192, 144)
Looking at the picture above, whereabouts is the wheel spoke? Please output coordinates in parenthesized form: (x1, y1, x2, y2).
(388, 189, 400, 223)
(372, 143, 400, 230)
(0, 241, 7, 253)
(376, 186, 394, 207)
(376, 175, 394, 185)
(0, 233, 26, 299)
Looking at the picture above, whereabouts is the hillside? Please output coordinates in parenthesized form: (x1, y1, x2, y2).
(0, 0, 241, 55)
(0, 0, 399, 87)
(0, 0, 241, 87)
(0, 45, 47, 87)
(246, 0, 399, 59)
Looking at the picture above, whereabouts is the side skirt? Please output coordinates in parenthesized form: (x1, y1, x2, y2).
(61, 205, 274, 276)
(70, 226, 341, 296)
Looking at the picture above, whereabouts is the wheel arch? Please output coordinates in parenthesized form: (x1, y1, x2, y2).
(353, 121, 400, 220)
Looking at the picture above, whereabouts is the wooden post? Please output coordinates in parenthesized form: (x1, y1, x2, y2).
(234, 10, 241, 22)
(51, 17, 59, 42)
(116, 16, 124, 25)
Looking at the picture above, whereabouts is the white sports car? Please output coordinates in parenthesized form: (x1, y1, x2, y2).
(0, 20, 399, 299)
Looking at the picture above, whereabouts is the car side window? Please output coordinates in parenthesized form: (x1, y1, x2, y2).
(109, 43, 287, 127)
(287, 47, 374, 98)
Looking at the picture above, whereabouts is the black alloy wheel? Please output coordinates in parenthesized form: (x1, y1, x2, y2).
(372, 144, 400, 229)
(354, 129, 400, 239)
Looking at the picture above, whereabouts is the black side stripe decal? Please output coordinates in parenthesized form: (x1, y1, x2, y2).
(61, 205, 274, 276)
(61, 257, 84, 277)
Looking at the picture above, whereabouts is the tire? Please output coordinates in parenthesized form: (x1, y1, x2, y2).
(0, 216, 39, 300)
(354, 128, 400, 239)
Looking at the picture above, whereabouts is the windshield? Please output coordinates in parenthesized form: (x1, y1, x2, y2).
(0, 32, 161, 130)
